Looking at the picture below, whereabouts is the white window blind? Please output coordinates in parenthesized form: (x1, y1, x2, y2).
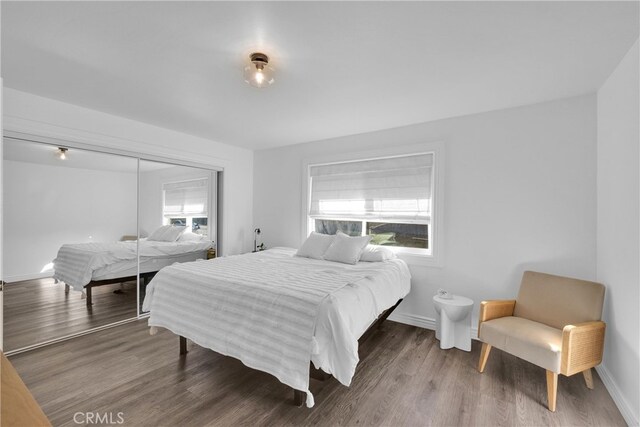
(163, 178, 209, 217)
(309, 153, 433, 223)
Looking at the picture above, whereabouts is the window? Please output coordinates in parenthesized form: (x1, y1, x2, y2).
(308, 152, 436, 255)
(163, 178, 209, 235)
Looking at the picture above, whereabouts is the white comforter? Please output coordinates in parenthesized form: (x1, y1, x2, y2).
(53, 239, 212, 291)
(142, 247, 411, 407)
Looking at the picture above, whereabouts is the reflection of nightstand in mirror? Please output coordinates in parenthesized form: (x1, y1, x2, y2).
(207, 248, 217, 259)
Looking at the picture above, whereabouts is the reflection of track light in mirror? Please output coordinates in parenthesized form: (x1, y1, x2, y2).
(57, 147, 68, 160)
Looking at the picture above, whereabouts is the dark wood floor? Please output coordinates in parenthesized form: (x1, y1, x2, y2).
(4, 278, 138, 351)
(9, 319, 625, 427)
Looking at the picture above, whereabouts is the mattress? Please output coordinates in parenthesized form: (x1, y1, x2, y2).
(142, 247, 411, 403)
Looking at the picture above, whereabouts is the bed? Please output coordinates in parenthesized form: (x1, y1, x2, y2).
(142, 246, 411, 407)
(53, 237, 212, 306)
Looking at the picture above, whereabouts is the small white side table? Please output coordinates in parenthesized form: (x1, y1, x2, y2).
(433, 294, 474, 351)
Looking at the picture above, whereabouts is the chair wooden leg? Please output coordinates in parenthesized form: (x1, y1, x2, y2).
(583, 368, 594, 390)
(546, 370, 558, 412)
(478, 343, 492, 373)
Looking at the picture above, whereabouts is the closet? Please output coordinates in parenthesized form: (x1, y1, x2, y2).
(2, 136, 219, 353)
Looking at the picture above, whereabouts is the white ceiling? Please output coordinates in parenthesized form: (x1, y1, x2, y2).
(2, 2, 638, 150)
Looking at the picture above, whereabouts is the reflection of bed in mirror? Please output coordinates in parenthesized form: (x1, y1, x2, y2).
(53, 231, 212, 306)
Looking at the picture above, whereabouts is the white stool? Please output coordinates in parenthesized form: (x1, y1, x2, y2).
(433, 294, 474, 351)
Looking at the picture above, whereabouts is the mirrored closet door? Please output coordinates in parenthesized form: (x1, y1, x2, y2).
(137, 160, 217, 315)
(2, 138, 139, 352)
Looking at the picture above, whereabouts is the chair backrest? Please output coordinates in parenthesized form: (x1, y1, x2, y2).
(513, 271, 605, 330)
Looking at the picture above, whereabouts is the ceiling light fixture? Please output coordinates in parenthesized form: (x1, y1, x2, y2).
(243, 52, 275, 88)
(57, 147, 68, 160)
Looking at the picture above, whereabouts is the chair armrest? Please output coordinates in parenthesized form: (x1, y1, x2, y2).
(560, 321, 606, 376)
(479, 300, 516, 322)
(478, 300, 516, 335)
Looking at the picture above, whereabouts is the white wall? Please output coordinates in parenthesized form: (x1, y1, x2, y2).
(3, 88, 254, 257)
(597, 38, 640, 426)
(3, 159, 137, 281)
(139, 165, 214, 238)
(254, 94, 597, 328)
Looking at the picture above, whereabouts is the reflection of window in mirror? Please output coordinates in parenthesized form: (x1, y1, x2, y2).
(162, 177, 209, 237)
(192, 217, 208, 234)
(139, 163, 216, 243)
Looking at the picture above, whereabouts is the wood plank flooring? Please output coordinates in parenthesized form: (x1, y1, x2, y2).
(4, 278, 137, 351)
(9, 319, 625, 427)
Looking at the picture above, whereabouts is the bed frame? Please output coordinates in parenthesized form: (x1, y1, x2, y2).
(177, 298, 403, 407)
(65, 271, 157, 307)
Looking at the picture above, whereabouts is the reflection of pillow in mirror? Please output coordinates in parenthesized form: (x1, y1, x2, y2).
(147, 226, 170, 241)
(178, 232, 205, 242)
(360, 245, 397, 262)
(148, 225, 187, 242)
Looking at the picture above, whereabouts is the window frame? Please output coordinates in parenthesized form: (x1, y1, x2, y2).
(301, 142, 445, 266)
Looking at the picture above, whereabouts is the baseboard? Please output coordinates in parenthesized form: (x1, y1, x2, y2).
(4, 272, 53, 283)
(388, 312, 479, 340)
(388, 312, 436, 330)
(596, 364, 639, 426)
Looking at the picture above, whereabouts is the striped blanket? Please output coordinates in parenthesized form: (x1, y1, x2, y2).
(143, 250, 370, 407)
(53, 242, 136, 291)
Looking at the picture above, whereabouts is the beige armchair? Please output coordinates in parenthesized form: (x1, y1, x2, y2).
(477, 271, 606, 412)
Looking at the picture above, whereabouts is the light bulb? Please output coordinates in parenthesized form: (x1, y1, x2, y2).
(58, 147, 68, 160)
(255, 70, 264, 85)
(60, 151, 66, 160)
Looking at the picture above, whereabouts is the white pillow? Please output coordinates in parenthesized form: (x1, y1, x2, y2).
(148, 225, 187, 242)
(164, 226, 187, 241)
(360, 245, 397, 262)
(323, 232, 372, 265)
(147, 225, 171, 241)
(296, 232, 335, 260)
(178, 232, 205, 242)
